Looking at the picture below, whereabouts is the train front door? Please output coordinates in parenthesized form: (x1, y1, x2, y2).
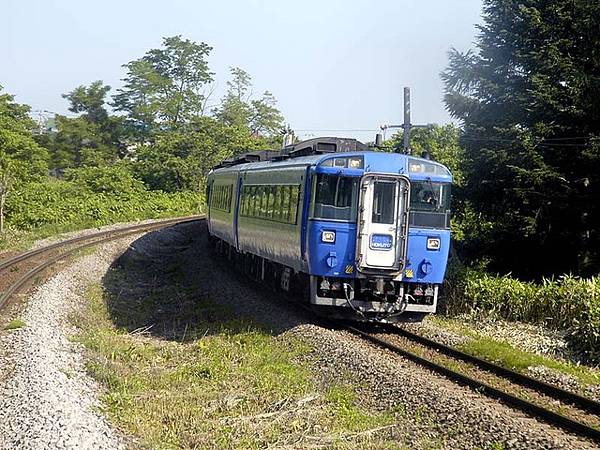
(356, 174, 409, 271)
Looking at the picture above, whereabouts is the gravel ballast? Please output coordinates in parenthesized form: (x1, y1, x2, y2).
(0, 237, 140, 450)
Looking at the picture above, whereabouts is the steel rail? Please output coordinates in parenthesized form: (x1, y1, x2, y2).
(391, 326, 600, 415)
(0, 216, 202, 273)
(344, 324, 600, 444)
(0, 217, 203, 309)
(209, 236, 600, 443)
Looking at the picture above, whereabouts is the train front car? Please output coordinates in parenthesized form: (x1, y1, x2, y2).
(307, 152, 452, 322)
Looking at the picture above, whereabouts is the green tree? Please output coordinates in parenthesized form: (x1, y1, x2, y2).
(48, 81, 126, 171)
(385, 124, 466, 186)
(215, 67, 284, 136)
(63, 80, 111, 124)
(133, 117, 268, 192)
(442, 0, 600, 277)
(0, 86, 49, 230)
(113, 36, 214, 135)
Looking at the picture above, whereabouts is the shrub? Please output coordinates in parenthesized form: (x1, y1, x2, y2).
(5, 179, 202, 230)
(444, 262, 600, 363)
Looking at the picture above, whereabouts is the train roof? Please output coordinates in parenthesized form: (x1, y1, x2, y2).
(210, 151, 452, 180)
(209, 137, 452, 181)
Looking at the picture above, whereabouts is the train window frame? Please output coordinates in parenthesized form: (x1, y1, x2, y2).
(310, 173, 360, 222)
(239, 183, 301, 225)
(211, 184, 233, 213)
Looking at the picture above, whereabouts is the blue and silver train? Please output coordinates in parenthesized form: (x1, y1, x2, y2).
(207, 137, 452, 322)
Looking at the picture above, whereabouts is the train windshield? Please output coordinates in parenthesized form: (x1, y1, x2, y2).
(410, 181, 451, 212)
(312, 174, 359, 221)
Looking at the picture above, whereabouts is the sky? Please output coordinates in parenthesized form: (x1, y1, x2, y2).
(1, 0, 483, 142)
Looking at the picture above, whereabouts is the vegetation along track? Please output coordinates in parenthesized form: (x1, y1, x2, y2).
(0, 216, 203, 311)
(344, 322, 600, 444)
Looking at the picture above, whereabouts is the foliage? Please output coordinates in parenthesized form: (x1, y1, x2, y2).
(442, 0, 600, 278)
(113, 35, 214, 135)
(4, 178, 200, 230)
(0, 86, 49, 231)
(214, 67, 284, 136)
(4, 318, 26, 330)
(385, 124, 466, 187)
(0, 86, 48, 179)
(63, 80, 111, 124)
(444, 262, 600, 363)
(132, 116, 269, 192)
(63, 165, 145, 195)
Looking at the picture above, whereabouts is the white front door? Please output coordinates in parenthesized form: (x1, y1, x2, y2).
(357, 174, 409, 271)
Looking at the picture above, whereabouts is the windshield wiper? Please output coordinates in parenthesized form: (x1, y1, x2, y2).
(425, 178, 441, 211)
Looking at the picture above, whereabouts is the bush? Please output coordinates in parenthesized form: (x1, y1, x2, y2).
(5, 178, 202, 230)
(64, 165, 145, 196)
(444, 262, 600, 363)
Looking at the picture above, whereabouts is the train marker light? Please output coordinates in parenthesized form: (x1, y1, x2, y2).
(427, 237, 441, 250)
(322, 230, 336, 243)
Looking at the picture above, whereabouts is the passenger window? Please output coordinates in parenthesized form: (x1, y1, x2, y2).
(289, 186, 299, 224)
(249, 187, 256, 216)
(372, 182, 396, 224)
(281, 186, 291, 222)
(267, 186, 275, 218)
(273, 187, 282, 221)
(260, 187, 268, 217)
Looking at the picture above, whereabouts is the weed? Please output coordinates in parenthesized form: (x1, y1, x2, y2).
(4, 318, 26, 330)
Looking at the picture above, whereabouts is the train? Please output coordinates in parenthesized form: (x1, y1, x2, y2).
(206, 137, 452, 322)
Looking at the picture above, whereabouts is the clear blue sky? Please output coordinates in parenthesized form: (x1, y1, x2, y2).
(2, 0, 482, 142)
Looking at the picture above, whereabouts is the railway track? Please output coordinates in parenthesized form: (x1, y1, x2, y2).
(343, 322, 600, 444)
(0, 216, 202, 311)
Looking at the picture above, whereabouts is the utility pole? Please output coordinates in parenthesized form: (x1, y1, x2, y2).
(380, 87, 433, 155)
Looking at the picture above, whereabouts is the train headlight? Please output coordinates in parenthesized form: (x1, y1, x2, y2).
(322, 231, 336, 243)
(426, 237, 441, 250)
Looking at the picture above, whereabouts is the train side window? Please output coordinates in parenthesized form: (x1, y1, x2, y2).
(241, 186, 248, 215)
(273, 186, 282, 221)
(260, 187, 268, 218)
(226, 185, 231, 212)
(253, 187, 260, 217)
(247, 186, 254, 216)
(281, 186, 291, 222)
(267, 186, 275, 218)
(289, 186, 299, 224)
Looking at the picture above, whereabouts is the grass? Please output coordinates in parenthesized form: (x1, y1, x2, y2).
(427, 316, 600, 386)
(458, 336, 600, 385)
(4, 318, 26, 330)
(72, 284, 403, 449)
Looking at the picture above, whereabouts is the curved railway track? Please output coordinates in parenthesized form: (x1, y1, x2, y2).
(0, 216, 202, 311)
(209, 240, 600, 444)
(343, 322, 600, 444)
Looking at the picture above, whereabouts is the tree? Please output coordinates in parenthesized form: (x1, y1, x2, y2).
(132, 116, 268, 192)
(0, 86, 49, 230)
(47, 81, 127, 171)
(63, 80, 111, 124)
(0, 155, 14, 232)
(113, 36, 214, 135)
(442, 0, 600, 277)
(215, 67, 284, 136)
(385, 124, 466, 186)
